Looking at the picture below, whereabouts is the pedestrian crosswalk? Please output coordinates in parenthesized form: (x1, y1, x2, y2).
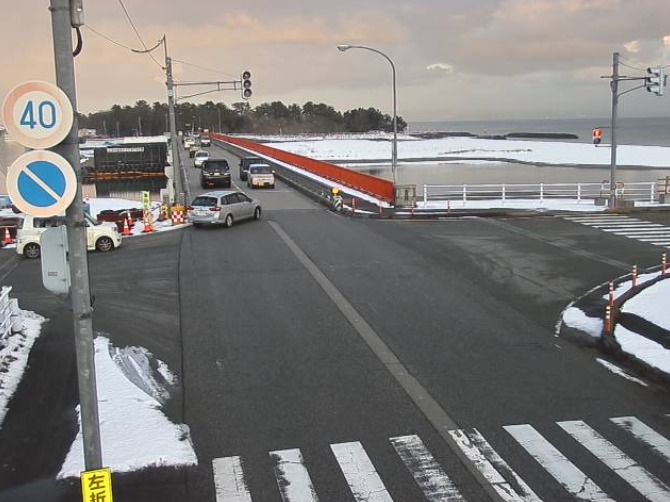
(211, 414, 670, 501)
(562, 214, 670, 248)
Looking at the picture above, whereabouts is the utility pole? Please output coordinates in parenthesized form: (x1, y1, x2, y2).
(164, 37, 183, 205)
(49, 0, 102, 470)
(609, 52, 619, 209)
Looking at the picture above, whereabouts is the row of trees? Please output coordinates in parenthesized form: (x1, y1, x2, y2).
(78, 100, 408, 137)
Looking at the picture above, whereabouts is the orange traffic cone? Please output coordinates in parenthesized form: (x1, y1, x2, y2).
(3, 228, 12, 245)
(142, 213, 154, 233)
(122, 217, 131, 236)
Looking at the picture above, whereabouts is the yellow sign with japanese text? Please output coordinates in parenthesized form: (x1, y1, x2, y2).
(81, 467, 114, 502)
(141, 191, 151, 211)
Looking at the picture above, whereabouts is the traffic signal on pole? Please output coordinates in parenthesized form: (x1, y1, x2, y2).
(645, 66, 665, 96)
(592, 128, 603, 146)
(241, 71, 252, 100)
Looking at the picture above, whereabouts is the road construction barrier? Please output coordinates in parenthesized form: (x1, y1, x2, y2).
(662, 253, 667, 275)
(3, 228, 12, 245)
(631, 265, 638, 288)
(171, 209, 185, 225)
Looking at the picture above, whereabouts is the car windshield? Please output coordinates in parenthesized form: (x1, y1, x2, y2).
(250, 164, 272, 174)
(191, 196, 218, 207)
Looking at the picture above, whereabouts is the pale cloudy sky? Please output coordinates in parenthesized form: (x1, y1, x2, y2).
(1, 0, 670, 123)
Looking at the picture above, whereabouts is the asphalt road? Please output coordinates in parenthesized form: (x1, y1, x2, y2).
(1, 141, 670, 501)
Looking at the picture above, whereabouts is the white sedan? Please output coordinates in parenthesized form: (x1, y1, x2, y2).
(193, 150, 210, 168)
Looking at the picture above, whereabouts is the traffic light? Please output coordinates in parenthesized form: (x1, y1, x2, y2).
(241, 71, 252, 100)
(592, 128, 603, 146)
(645, 66, 665, 96)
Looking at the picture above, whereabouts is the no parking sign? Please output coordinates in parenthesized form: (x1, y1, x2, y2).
(7, 150, 77, 217)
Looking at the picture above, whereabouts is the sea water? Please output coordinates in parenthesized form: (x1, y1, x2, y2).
(408, 116, 670, 147)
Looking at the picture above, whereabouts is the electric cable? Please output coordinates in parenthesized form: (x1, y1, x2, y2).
(171, 58, 238, 79)
(117, 0, 163, 69)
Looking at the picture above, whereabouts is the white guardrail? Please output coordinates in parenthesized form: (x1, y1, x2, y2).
(421, 181, 660, 205)
(0, 287, 21, 345)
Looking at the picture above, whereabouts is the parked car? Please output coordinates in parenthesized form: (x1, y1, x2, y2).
(238, 156, 263, 181)
(187, 191, 261, 228)
(200, 159, 231, 188)
(16, 213, 122, 259)
(200, 136, 211, 147)
(193, 150, 210, 168)
(247, 163, 275, 189)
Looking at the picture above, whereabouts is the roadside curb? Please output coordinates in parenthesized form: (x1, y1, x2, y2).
(559, 270, 670, 389)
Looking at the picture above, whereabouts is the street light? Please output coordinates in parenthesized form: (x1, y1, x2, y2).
(337, 44, 398, 191)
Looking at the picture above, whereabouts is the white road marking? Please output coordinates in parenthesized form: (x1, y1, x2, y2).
(330, 441, 393, 502)
(448, 428, 542, 502)
(611, 417, 670, 463)
(270, 448, 319, 501)
(559, 420, 670, 502)
(504, 424, 613, 501)
(212, 456, 253, 502)
(390, 435, 465, 501)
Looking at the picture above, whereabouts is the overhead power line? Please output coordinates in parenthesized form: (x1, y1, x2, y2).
(172, 58, 239, 80)
(116, 0, 163, 69)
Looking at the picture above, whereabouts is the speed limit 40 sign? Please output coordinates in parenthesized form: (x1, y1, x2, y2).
(2, 80, 74, 149)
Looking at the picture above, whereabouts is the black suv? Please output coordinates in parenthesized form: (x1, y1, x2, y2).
(200, 159, 231, 188)
(239, 156, 263, 181)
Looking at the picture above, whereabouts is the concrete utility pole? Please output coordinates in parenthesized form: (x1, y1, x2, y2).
(164, 37, 183, 205)
(49, 0, 102, 469)
(609, 52, 619, 209)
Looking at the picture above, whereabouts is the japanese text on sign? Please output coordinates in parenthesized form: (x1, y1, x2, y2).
(81, 467, 114, 502)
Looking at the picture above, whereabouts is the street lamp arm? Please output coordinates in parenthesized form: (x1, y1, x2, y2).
(337, 44, 398, 193)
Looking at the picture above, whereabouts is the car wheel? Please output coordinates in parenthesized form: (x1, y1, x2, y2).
(271, 184, 276, 189)
(224, 214, 234, 228)
(96, 236, 114, 252)
(24, 242, 41, 259)
(253, 207, 261, 220)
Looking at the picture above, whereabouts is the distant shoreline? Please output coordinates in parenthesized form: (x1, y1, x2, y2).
(409, 131, 580, 141)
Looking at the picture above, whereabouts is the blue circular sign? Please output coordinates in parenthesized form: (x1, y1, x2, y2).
(7, 150, 77, 217)
(17, 159, 67, 207)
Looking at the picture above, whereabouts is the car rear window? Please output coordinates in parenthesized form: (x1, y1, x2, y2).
(195, 152, 209, 158)
(191, 196, 218, 207)
(241, 157, 262, 167)
(250, 164, 272, 174)
(204, 160, 229, 171)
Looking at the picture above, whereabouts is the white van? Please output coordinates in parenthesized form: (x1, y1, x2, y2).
(16, 213, 122, 259)
(247, 163, 275, 189)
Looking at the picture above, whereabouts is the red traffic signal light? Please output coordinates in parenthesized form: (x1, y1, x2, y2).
(592, 128, 603, 145)
(241, 71, 252, 100)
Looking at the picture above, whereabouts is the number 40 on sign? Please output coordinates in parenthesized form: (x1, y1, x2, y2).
(1, 80, 74, 150)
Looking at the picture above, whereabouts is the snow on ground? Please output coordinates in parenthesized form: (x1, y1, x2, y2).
(260, 135, 670, 168)
(561, 271, 670, 381)
(58, 337, 197, 478)
(0, 136, 669, 478)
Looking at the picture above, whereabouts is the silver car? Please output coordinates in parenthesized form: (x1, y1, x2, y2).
(188, 191, 261, 228)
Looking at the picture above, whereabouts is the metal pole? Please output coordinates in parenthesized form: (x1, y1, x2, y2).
(49, 0, 102, 470)
(164, 37, 182, 205)
(337, 44, 398, 202)
(391, 58, 398, 192)
(609, 52, 619, 209)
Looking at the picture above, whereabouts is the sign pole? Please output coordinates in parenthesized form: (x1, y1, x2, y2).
(49, 0, 102, 469)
